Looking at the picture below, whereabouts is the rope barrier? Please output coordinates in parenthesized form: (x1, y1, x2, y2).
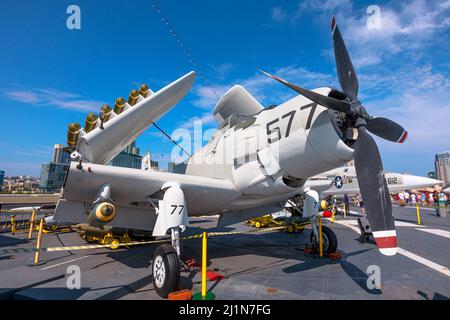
(0, 220, 312, 256)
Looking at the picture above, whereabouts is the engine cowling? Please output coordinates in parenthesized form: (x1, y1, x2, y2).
(88, 202, 116, 227)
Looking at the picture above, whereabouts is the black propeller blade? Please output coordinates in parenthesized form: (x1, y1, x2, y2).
(261, 16, 407, 256)
(367, 117, 408, 143)
(331, 17, 359, 100)
(259, 70, 352, 113)
(354, 126, 397, 255)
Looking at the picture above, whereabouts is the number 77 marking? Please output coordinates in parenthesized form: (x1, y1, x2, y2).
(300, 103, 317, 130)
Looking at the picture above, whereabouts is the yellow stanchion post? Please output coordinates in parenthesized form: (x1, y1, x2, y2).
(193, 231, 215, 300)
(342, 203, 347, 219)
(202, 232, 207, 297)
(331, 207, 335, 223)
(10, 215, 16, 235)
(28, 209, 36, 239)
(33, 219, 44, 265)
(416, 204, 421, 225)
(318, 217, 323, 258)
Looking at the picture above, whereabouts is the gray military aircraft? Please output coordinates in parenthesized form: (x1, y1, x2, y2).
(54, 17, 407, 297)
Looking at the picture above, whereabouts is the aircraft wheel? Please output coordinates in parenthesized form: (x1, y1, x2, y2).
(310, 225, 338, 254)
(286, 225, 295, 233)
(108, 238, 120, 250)
(152, 244, 180, 298)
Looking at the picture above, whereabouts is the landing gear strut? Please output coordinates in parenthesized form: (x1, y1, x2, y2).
(309, 216, 338, 254)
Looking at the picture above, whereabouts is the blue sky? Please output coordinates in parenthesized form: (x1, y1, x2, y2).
(0, 0, 449, 177)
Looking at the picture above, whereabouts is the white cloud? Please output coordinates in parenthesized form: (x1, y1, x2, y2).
(271, 7, 288, 22)
(210, 63, 235, 79)
(4, 87, 106, 112)
(178, 113, 216, 130)
(192, 65, 336, 110)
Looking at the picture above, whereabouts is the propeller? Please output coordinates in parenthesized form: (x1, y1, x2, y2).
(262, 17, 407, 256)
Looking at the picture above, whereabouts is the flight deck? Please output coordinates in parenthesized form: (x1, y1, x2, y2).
(0, 205, 448, 300)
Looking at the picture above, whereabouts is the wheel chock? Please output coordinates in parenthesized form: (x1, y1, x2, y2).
(206, 270, 224, 281)
(168, 289, 193, 300)
(327, 252, 342, 260)
(183, 257, 201, 268)
(303, 247, 314, 254)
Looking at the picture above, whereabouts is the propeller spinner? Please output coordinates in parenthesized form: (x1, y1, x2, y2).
(262, 17, 407, 256)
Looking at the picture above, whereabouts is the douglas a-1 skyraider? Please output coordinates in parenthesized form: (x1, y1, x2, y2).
(54, 18, 408, 297)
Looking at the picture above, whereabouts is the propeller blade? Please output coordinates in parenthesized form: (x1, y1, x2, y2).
(367, 117, 408, 143)
(331, 17, 359, 100)
(260, 70, 352, 113)
(353, 126, 397, 256)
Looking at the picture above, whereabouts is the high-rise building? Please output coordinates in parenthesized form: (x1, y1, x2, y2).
(435, 151, 450, 185)
(39, 144, 71, 192)
(52, 144, 70, 163)
(0, 170, 4, 191)
(168, 162, 175, 173)
(106, 141, 142, 169)
(39, 162, 70, 193)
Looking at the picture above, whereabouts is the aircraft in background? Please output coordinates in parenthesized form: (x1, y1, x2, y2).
(54, 17, 408, 297)
(320, 166, 443, 196)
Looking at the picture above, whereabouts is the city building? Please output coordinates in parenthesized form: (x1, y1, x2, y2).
(168, 162, 175, 173)
(0, 170, 4, 191)
(39, 144, 71, 193)
(3, 175, 40, 193)
(434, 151, 450, 186)
(106, 141, 142, 169)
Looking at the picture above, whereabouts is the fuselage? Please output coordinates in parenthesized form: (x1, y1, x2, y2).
(182, 87, 354, 211)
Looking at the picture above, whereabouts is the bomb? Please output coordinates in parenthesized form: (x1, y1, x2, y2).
(87, 202, 116, 227)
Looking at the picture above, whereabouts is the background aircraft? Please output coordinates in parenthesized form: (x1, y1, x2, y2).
(320, 166, 442, 196)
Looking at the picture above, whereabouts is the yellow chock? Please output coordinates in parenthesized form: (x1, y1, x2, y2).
(416, 204, 421, 225)
(318, 217, 323, 258)
(28, 209, 36, 239)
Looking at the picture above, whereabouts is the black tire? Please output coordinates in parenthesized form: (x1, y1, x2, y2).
(310, 225, 338, 254)
(152, 244, 180, 298)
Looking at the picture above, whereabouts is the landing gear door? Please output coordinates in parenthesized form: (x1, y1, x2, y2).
(152, 184, 189, 237)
